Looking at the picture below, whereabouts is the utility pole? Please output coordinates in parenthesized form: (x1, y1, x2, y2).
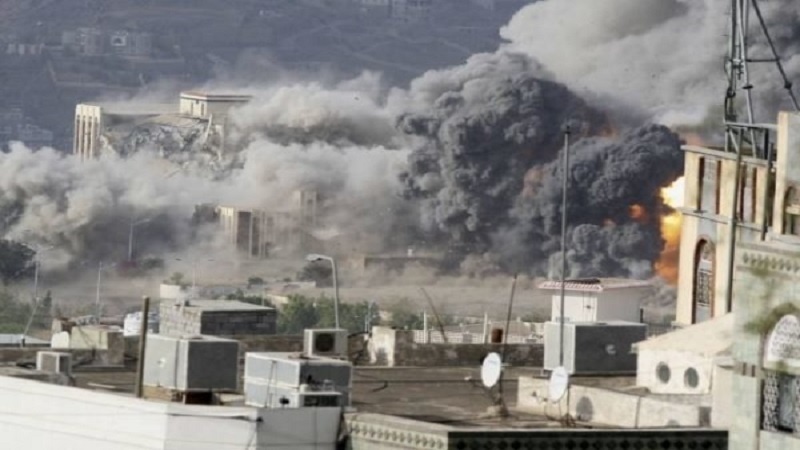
(558, 125, 571, 368)
(135, 296, 151, 399)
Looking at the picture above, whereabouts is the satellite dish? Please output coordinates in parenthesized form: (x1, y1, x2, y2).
(548, 366, 569, 402)
(481, 352, 502, 388)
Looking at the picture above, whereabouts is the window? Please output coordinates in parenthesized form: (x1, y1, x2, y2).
(715, 160, 722, 215)
(693, 240, 714, 323)
(785, 187, 800, 236)
(696, 157, 705, 211)
(657, 362, 671, 384)
(684, 368, 699, 388)
(762, 314, 800, 434)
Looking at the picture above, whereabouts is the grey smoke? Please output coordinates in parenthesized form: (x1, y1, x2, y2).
(500, 0, 800, 125)
(493, 124, 683, 277)
(398, 52, 608, 265)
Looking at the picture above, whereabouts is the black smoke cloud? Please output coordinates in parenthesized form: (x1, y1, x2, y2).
(493, 124, 683, 277)
(398, 53, 608, 265)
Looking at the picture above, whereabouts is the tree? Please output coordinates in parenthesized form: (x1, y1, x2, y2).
(0, 290, 32, 334)
(297, 262, 332, 287)
(278, 295, 320, 334)
(386, 300, 425, 330)
(247, 276, 265, 289)
(0, 240, 35, 285)
(225, 289, 271, 307)
(316, 298, 380, 333)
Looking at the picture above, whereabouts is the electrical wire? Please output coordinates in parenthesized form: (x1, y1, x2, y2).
(750, 0, 800, 111)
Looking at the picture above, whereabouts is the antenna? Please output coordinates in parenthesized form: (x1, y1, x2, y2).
(558, 124, 571, 367)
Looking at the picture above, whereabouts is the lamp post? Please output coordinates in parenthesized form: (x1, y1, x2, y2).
(306, 253, 340, 329)
(558, 125, 571, 368)
(21, 245, 53, 346)
(128, 218, 151, 262)
(95, 262, 117, 318)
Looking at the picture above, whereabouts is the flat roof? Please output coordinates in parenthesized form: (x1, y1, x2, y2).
(0, 334, 48, 346)
(180, 91, 252, 102)
(634, 313, 733, 355)
(179, 299, 275, 312)
(79, 102, 176, 116)
(538, 278, 651, 292)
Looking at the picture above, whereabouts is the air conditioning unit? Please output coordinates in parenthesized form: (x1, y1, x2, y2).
(544, 321, 647, 375)
(245, 383, 342, 408)
(304, 329, 348, 359)
(36, 351, 72, 376)
(244, 352, 353, 408)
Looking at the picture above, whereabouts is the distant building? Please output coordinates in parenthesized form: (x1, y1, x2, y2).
(62, 27, 152, 57)
(217, 190, 319, 258)
(390, 0, 433, 22)
(73, 91, 250, 160)
(159, 299, 277, 336)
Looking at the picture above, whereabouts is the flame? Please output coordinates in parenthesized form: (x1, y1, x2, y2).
(655, 177, 684, 284)
(628, 204, 648, 223)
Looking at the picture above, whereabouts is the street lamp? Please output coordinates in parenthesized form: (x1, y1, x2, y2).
(305, 253, 340, 329)
(21, 245, 53, 346)
(96, 261, 117, 318)
(128, 218, 151, 261)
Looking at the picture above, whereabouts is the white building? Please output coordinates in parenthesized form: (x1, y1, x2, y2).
(634, 313, 732, 396)
(538, 278, 651, 323)
(0, 374, 340, 450)
(73, 91, 251, 160)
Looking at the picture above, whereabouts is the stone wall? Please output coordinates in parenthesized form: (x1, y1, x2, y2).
(345, 413, 727, 450)
(159, 302, 277, 336)
(368, 327, 542, 367)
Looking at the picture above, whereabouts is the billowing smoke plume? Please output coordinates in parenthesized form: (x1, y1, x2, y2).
(501, 0, 800, 126)
(397, 52, 607, 264)
(3, 0, 739, 280)
(494, 124, 683, 277)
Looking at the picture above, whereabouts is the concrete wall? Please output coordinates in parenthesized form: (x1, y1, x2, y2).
(0, 347, 118, 367)
(74, 104, 102, 159)
(517, 377, 709, 428)
(367, 327, 542, 367)
(637, 349, 715, 395)
(345, 413, 727, 450)
(0, 375, 340, 450)
(711, 363, 732, 428)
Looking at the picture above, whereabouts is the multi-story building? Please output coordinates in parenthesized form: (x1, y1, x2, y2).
(217, 190, 319, 258)
(73, 91, 251, 160)
(726, 112, 800, 449)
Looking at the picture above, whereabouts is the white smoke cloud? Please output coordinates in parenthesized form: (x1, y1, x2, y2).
(500, 0, 799, 126)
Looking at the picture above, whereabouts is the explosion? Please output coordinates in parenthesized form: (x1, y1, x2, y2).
(655, 176, 684, 284)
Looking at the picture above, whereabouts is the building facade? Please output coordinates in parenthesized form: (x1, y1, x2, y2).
(217, 190, 318, 258)
(73, 91, 250, 160)
(674, 115, 792, 325)
(725, 112, 800, 449)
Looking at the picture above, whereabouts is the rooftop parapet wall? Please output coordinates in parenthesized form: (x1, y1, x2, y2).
(368, 326, 543, 367)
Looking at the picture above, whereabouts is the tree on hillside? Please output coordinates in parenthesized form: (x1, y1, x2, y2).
(0, 240, 34, 285)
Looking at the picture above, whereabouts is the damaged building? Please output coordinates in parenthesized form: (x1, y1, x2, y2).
(215, 190, 319, 258)
(73, 91, 251, 161)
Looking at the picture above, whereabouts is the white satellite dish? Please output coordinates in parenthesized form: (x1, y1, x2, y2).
(481, 352, 503, 388)
(548, 366, 569, 402)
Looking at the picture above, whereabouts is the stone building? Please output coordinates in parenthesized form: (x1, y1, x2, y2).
(674, 115, 786, 325)
(726, 112, 800, 449)
(159, 299, 277, 336)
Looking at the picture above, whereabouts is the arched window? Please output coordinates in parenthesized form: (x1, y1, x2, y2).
(762, 314, 800, 434)
(785, 187, 800, 236)
(692, 240, 714, 323)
